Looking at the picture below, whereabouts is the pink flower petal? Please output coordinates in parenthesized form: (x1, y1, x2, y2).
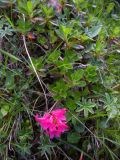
(35, 108, 69, 139)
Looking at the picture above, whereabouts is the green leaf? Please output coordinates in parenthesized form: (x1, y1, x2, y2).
(50, 80, 69, 100)
(1, 104, 10, 117)
(47, 50, 61, 63)
(113, 27, 120, 35)
(0, 25, 13, 38)
(67, 132, 80, 144)
(85, 66, 98, 82)
(56, 59, 73, 73)
(69, 70, 86, 87)
(27, 1, 33, 12)
(106, 3, 115, 14)
(74, 124, 85, 133)
(38, 36, 47, 45)
(56, 25, 72, 41)
(41, 5, 54, 18)
(60, 25, 72, 37)
(76, 99, 96, 117)
(66, 99, 77, 111)
(65, 50, 79, 63)
(99, 119, 108, 129)
(86, 24, 102, 38)
(78, 81, 86, 87)
(49, 31, 57, 44)
(5, 72, 15, 89)
(71, 69, 84, 81)
(17, 19, 31, 33)
(5, 15, 15, 29)
(0, 49, 22, 62)
(31, 57, 43, 70)
(73, 0, 84, 4)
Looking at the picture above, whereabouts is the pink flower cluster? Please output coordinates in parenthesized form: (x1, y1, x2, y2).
(35, 108, 69, 139)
